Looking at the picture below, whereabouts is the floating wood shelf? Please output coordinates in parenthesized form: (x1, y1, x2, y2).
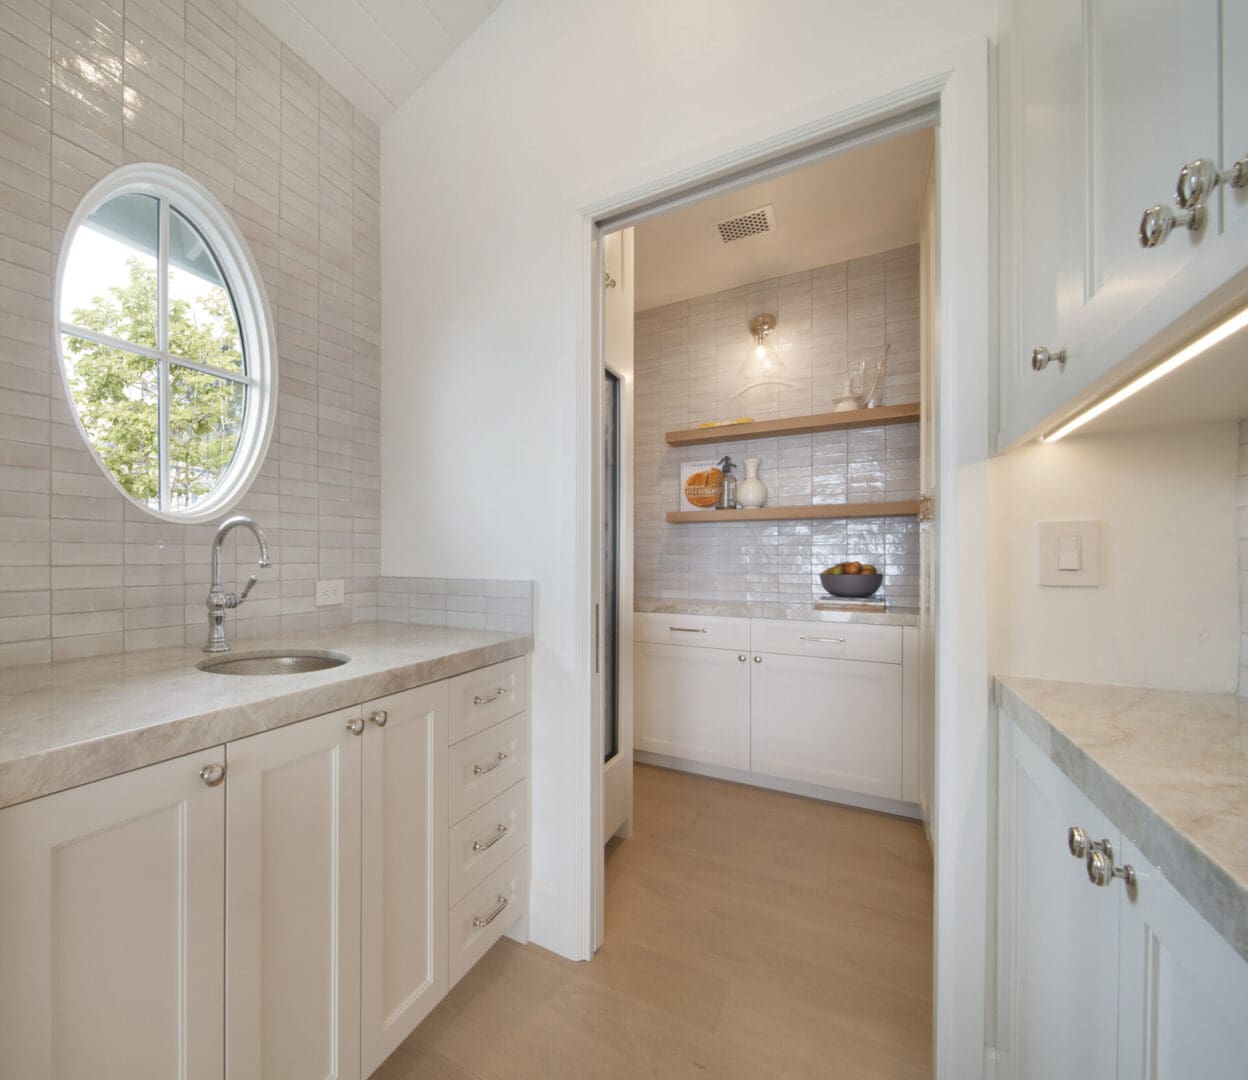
(665, 402, 921, 447)
(666, 501, 920, 524)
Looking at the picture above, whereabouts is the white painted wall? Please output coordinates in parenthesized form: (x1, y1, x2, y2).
(380, 0, 994, 962)
(990, 423, 1240, 692)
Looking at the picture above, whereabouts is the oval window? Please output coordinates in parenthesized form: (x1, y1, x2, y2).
(56, 165, 276, 521)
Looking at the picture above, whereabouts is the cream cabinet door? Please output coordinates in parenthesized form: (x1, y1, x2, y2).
(634, 642, 751, 769)
(749, 652, 902, 798)
(1224, 4, 1248, 236)
(0, 748, 226, 1080)
(361, 683, 449, 1077)
(226, 707, 362, 1080)
(1115, 836, 1248, 1080)
(996, 723, 1120, 1080)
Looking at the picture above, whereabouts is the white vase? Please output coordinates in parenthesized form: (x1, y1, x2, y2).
(737, 457, 768, 509)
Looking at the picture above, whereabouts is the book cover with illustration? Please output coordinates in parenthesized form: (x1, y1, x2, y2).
(680, 460, 723, 510)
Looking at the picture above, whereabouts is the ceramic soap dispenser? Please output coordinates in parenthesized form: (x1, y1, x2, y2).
(737, 457, 768, 509)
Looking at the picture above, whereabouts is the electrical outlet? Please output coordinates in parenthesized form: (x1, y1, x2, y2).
(316, 579, 344, 607)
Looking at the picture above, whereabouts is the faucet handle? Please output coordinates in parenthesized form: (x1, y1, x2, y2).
(238, 574, 259, 603)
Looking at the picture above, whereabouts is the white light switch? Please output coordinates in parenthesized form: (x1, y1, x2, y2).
(1038, 521, 1100, 587)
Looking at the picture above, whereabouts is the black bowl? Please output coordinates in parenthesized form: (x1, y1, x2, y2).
(819, 571, 883, 598)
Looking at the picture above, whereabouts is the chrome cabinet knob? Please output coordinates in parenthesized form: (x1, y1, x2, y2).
(753, 655, 762, 663)
(369, 709, 387, 727)
(1139, 201, 1205, 247)
(738, 654, 747, 662)
(1031, 346, 1066, 372)
(1087, 849, 1136, 889)
(1175, 155, 1248, 210)
(199, 763, 226, 787)
(346, 716, 364, 735)
(1068, 826, 1090, 858)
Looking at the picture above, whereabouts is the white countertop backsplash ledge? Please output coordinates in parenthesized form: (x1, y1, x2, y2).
(636, 597, 919, 627)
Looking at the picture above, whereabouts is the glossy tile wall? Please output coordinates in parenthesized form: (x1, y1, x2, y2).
(376, 577, 534, 634)
(0, 0, 381, 666)
(635, 246, 921, 605)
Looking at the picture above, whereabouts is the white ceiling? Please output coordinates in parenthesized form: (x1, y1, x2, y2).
(236, 0, 502, 124)
(634, 127, 934, 311)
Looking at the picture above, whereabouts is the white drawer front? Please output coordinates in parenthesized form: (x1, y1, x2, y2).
(634, 612, 750, 650)
(449, 780, 526, 905)
(449, 849, 526, 987)
(751, 618, 902, 664)
(449, 712, 526, 824)
(449, 657, 526, 745)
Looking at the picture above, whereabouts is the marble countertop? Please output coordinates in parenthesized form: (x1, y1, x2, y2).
(0, 621, 533, 811)
(635, 597, 919, 627)
(995, 675, 1248, 962)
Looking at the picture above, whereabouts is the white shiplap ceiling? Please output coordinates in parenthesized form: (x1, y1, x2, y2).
(236, 0, 502, 124)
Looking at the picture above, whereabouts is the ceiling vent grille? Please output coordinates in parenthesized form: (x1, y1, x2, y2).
(714, 204, 776, 243)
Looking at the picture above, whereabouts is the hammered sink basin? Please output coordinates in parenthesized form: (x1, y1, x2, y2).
(196, 649, 350, 676)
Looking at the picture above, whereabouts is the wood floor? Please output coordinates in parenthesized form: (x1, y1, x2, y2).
(375, 764, 933, 1080)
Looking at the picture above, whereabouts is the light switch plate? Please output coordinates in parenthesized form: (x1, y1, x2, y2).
(315, 579, 344, 606)
(1038, 521, 1100, 587)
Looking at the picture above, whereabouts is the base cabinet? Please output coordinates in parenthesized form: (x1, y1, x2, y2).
(0, 748, 227, 1080)
(998, 719, 1248, 1079)
(0, 654, 530, 1080)
(226, 706, 363, 1080)
(750, 651, 902, 799)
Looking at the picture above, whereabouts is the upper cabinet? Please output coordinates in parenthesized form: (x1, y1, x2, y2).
(998, 0, 1248, 447)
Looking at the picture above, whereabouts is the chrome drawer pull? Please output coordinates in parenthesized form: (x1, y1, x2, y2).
(669, 626, 707, 633)
(473, 751, 510, 775)
(472, 824, 509, 852)
(472, 894, 509, 928)
(473, 687, 507, 706)
(799, 635, 847, 645)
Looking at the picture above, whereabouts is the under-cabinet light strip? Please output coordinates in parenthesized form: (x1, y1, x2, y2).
(1041, 304, 1248, 443)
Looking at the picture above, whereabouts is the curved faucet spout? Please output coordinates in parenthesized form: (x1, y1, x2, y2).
(205, 516, 272, 653)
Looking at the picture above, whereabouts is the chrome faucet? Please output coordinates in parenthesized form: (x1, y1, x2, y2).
(204, 516, 272, 653)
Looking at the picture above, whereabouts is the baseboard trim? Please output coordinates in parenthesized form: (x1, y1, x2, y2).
(634, 751, 922, 820)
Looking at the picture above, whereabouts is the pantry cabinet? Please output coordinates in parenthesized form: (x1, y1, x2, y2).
(634, 613, 918, 809)
(226, 706, 363, 1080)
(0, 749, 227, 1080)
(998, 718, 1248, 1080)
(997, 0, 1248, 447)
(634, 642, 752, 769)
(750, 651, 902, 799)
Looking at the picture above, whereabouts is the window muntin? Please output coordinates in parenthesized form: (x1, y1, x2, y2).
(56, 166, 275, 521)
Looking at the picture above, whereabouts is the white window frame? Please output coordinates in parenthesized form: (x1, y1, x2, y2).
(54, 163, 278, 523)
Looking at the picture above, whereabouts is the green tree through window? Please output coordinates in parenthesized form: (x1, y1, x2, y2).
(64, 257, 245, 508)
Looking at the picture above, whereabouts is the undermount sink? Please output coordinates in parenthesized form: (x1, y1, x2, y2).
(196, 649, 350, 676)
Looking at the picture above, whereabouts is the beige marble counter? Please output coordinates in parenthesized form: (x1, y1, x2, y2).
(0, 622, 532, 811)
(995, 675, 1248, 962)
(635, 597, 919, 627)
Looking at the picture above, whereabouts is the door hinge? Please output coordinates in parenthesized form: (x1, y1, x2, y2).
(917, 493, 935, 521)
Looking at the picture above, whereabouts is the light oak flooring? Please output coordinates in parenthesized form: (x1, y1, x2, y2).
(375, 764, 933, 1080)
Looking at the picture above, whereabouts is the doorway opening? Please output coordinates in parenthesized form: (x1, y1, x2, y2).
(591, 117, 941, 1073)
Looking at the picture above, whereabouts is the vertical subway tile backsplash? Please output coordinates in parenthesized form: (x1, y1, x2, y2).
(635, 246, 921, 606)
(376, 578, 535, 635)
(0, 0, 381, 666)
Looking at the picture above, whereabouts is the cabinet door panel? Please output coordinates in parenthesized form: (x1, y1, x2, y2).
(750, 652, 902, 798)
(0, 749, 225, 1080)
(633, 642, 751, 769)
(1225, 3, 1248, 236)
(1116, 837, 1248, 1079)
(997, 724, 1118, 1080)
(1081, 0, 1221, 336)
(227, 708, 362, 1080)
(362, 683, 449, 1077)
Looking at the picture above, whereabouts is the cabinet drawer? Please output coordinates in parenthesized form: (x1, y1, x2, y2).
(634, 612, 750, 650)
(448, 658, 526, 745)
(449, 780, 526, 905)
(449, 849, 526, 987)
(751, 618, 901, 664)
(449, 712, 526, 824)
